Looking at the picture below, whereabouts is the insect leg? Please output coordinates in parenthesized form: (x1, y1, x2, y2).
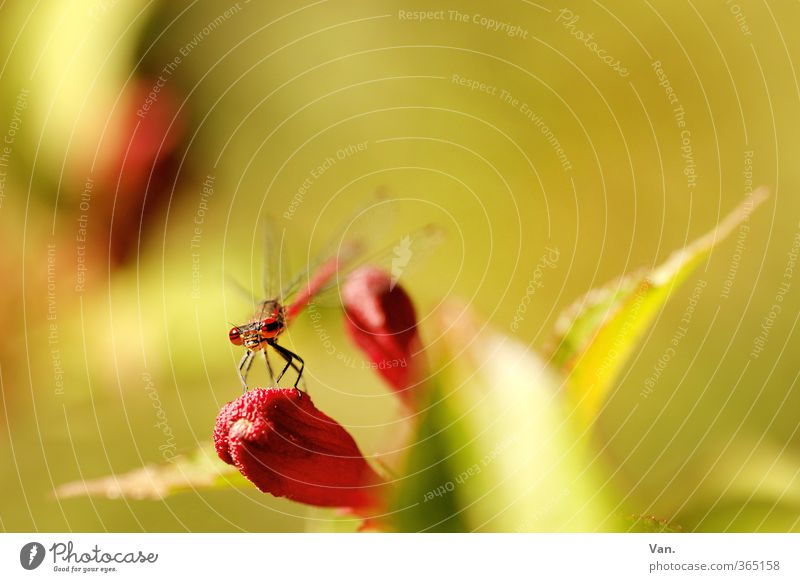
(270, 352, 306, 391)
(284, 354, 306, 391)
(287, 349, 305, 389)
(270, 342, 306, 396)
(238, 350, 255, 393)
(262, 349, 276, 385)
(271, 344, 293, 385)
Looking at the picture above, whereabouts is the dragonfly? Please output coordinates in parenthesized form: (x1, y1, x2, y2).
(228, 250, 348, 396)
(228, 210, 442, 397)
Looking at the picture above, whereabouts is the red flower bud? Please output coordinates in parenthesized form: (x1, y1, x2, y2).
(214, 388, 384, 511)
(342, 267, 425, 405)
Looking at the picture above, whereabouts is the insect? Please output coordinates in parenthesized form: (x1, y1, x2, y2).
(228, 206, 442, 397)
(228, 247, 347, 397)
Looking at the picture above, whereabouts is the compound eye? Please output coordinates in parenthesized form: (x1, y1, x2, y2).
(228, 327, 243, 346)
(260, 317, 279, 337)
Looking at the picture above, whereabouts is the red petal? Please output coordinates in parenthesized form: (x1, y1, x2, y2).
(214, 388, 384, 510)
(96, 78, 185, 266)
(342, 267, 425, 404)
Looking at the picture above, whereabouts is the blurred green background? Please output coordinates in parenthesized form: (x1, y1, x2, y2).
(1, 0, 799, 531)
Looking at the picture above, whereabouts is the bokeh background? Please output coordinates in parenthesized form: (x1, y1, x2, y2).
(1, 0, 799, 531)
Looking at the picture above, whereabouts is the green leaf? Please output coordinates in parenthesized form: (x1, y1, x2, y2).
(54, 443, 249, 500)
(676, 438, 800, 532)
(388, 304, 625, 532)
(548, 188, 768, 423)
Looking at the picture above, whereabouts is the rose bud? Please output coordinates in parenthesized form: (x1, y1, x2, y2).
(214, 388, 385, 511)
(342, 267, 425, 406)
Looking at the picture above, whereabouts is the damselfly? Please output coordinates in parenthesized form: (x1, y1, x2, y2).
(228, 252, 344, 395)
(228, 209, 441, 397)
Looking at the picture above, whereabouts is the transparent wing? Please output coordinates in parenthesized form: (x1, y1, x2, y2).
(225, 275, 259, 309)
(227, 215, 294, 317)
(261, 214, 294, 301)
(277, 193, 395, 302)
(284, 222, 445, 317)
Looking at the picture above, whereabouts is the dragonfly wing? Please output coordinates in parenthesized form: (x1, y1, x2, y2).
(261, 214, 297, 301)
(277, 193, 394, 302)
(225, 275, 258, 310)
(285, 223, 445, 315)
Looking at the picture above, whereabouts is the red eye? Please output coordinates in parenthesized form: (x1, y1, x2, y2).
(260, 317, 279, 338)
(229, 327, 243, 346)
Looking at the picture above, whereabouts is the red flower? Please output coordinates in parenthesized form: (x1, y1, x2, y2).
(214, 388, 384, 511)
(97, 78, 185, 267)
(342, 267, 425, 405)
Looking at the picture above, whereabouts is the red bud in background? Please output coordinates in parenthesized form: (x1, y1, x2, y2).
(96, 77, 185, 267)
(214, 388, 384, 511)
(342, 267, 425, 406)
